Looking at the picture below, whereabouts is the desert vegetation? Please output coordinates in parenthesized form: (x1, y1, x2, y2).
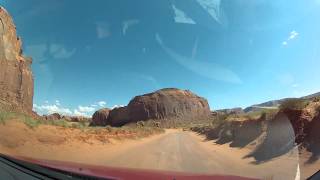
(0, 111, 164, 140)
(279, 98, 309, 111)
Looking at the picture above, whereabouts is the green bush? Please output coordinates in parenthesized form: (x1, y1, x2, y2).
(279, 98, 309, 111)
(23, 117, 41, 129)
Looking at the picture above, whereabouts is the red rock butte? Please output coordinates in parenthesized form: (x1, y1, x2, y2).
(0, 6, 34, 113)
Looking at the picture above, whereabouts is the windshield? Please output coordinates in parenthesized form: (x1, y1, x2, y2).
(0, 1, 320, 180)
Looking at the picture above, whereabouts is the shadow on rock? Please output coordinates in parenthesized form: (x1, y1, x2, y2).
(244, 113, 296, 163)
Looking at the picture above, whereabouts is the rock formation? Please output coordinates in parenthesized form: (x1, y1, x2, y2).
(108, 106, 129, 126)
(44, 113, 62, 121)
(91, 108, 111, 126)
(126, 88, 211, 122)
(0, 7, 34, 114)
(93, 88, 211, 126)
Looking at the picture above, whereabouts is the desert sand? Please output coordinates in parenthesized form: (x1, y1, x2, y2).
(0, 121, 319, 180)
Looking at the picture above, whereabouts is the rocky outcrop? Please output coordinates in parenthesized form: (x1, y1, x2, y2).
(108, 106, 129, 127)
(125, 88, 211, 123)
(44, 113, 62, 121)
(93, 88, 211, 127)
(0, 7, 34, 114)
(91, 108, 111, 126)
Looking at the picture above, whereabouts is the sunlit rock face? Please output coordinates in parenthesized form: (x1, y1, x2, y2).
(107, 88, 211, 126)
(0, 6, 34, 113)
(127, 88, 211, 122)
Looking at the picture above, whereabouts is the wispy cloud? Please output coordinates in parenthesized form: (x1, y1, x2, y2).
(97, 101, 107, 107)
(25, 43, 76, 61)
(192, 37, 199, 59)
(33, 101, 98, 117)
(25, 44, 47, 63)
(155, 33, 242, 84)
(96, 22, 111, 39)
(33, 104, 72, 115)
(172, 5, 196, 24)
(78, 105, 95, 113)
(73, 109, 88, 117)
(49, 44, 76, 59)
(55, 100, 60, 106)
(289, 30, 299, 40)
(282, 30, 299, 46)
(122, 19, 140, 35)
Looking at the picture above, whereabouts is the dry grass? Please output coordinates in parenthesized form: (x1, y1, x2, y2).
(0, 111, 165, 139)
(279, 98, 309, 111)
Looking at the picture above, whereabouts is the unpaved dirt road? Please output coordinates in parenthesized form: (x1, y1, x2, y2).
(103, 130, 299, 180)
(1, 122, 317, 180)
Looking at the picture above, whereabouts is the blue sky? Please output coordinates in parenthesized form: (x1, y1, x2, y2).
(2, 0, 320, 116)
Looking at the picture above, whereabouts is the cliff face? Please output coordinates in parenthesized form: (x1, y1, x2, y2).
(0, 7, 34, 113)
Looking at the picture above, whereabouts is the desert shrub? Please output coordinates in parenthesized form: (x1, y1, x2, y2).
(136, 121, 145, 127)
(279, 98, 309, 111)
(0, 111, 10, 125)
(213, 113, 229, 126)
(312, 97, 320, 102)
(23, 117, 41, 129)
(70, 121, 87, 130)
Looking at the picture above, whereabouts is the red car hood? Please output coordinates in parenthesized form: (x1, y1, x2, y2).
(12, 155, 258, 180)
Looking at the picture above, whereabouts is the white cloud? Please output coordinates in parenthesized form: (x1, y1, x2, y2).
(282, 30, 299, 46)
(97, 101, 107, 107)
(122, 19, 140, 35)
(172, 5, 196, 24)
(33, 104, 72, 115)
(111, 105, 125, 109)
(96, 22, 111, 39)
(289, 30, 299, 40)
(78, 105, 95, 113)
(91, 104, 97, 107)
(25, 43, 76, 61)
(49, 44, 76, 59)
(73, 109, 88, 117)
(196, 0, 225, 24)
(55, 100, 61, 106)
(33, 103, 95, 117)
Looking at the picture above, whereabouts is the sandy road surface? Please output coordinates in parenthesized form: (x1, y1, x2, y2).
(1, 122, 317, 180)
(102, 130, 299, 180)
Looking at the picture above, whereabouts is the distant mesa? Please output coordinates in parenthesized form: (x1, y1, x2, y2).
(216, 107, 244, 115)
(43, 113, 91, 122)
(44, 113, 62, 121)
(0, 6, 34, 114)
(92, 88, 211, 127)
